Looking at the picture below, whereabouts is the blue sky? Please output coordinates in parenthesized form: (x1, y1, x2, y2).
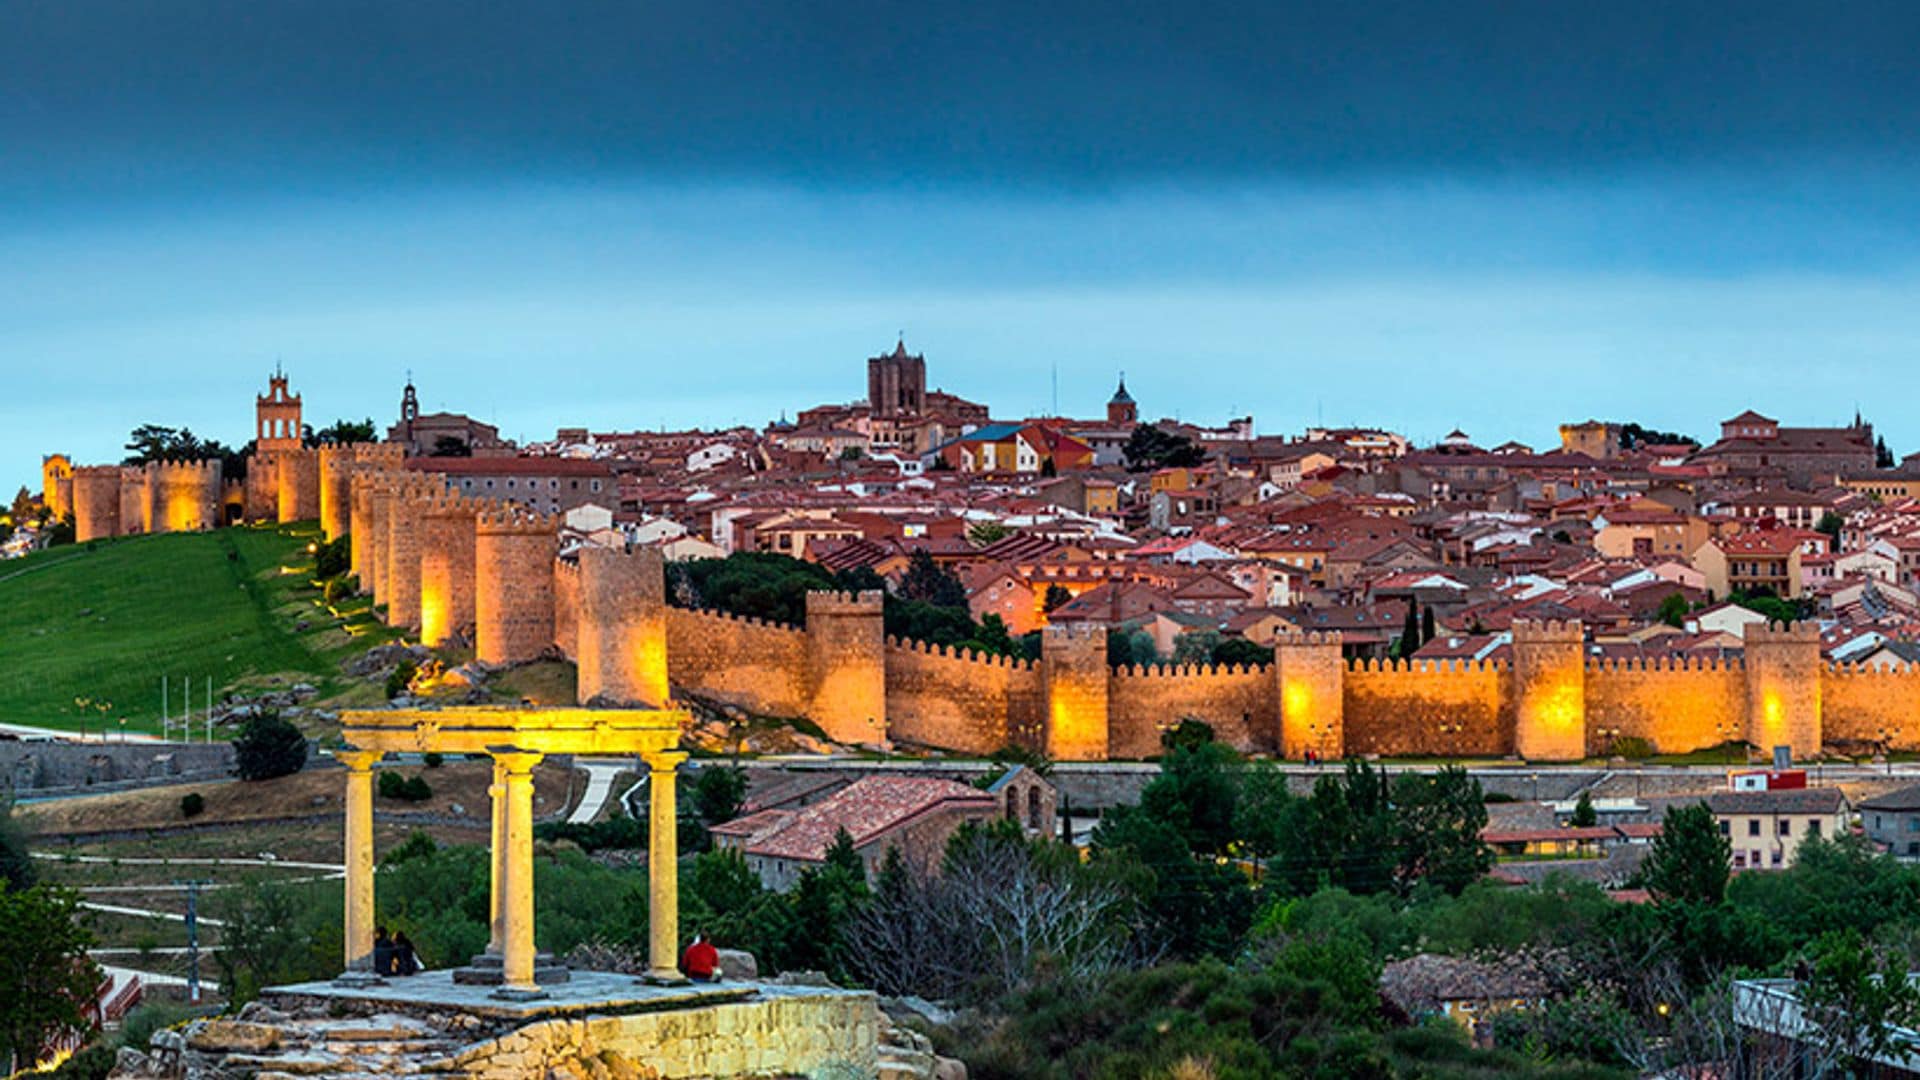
(6, 2, 1920, 492)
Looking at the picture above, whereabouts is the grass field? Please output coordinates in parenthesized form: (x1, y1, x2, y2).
(0, 522, 401, 735)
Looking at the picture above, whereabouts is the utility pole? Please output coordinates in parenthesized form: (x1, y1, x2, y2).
(162, 676, 168, 742)
(182, 879, 209, 1004)
(206, 676, 213, 743)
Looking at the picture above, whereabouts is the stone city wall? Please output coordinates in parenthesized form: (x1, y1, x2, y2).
(330, 482, 1920, 763)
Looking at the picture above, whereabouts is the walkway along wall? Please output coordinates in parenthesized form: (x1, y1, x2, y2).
(336, 489, 1903, 763)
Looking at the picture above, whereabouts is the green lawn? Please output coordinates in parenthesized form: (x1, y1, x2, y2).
(0, 523, 399, 735)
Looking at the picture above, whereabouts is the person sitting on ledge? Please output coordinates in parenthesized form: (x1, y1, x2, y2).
(372, 926, 395, 977)
(393, 931, 422, 976)
(681, 931, 719, 983)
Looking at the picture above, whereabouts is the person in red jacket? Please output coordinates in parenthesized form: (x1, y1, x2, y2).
(681, 931, 720, 982)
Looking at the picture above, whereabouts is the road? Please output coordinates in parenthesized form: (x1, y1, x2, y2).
(567, 758, 634, 824)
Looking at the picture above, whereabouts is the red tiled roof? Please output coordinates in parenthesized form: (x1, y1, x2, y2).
(736, 776, 995, 863)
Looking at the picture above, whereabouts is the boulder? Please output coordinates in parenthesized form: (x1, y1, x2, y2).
(187, 1019, 283, 1053)
(715, 948, 758, 980)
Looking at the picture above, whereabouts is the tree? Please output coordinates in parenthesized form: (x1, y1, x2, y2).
(430, 435, 472, 457)
(1643, 802, 1730, 905)
(314, 535, 350, 579)
(310, 418, 377, 446)
(1619, 422, 1698, 451)
(1656, 592, 1691, 628)
(1274, 760, 1397, 896)
(1799, 929, 1920, 1071)
(0, 800, 34, 891)
(1121, 424, 1206, 472)
(1815, 511, 1844, 544)
(1043, 583, 1074, 613)
(897, 549, 967, 609)
(1172, 630, 1219, 666)
(1420, 605, 1436, 645)
(9, 487, 32, 522)
(0, 885, 100, 1073)
(967, 520, 1012, 548)
(1878, 435, 1896, 469)
(693, 765, 747, 830)
(1211, 637, 1274, 668)
(233, 711, 308, 781)
(1395, 601, 1420, 659)
(1389, 767, 1491, 896)
(1570, 790, 1598, 828)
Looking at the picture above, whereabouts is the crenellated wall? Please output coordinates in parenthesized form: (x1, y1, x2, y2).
(805, 591, 888, 746)
(1108, 661, 1270, 757)
(331, 489, 1920, 762)
(418, 494, 480, 647)
(665, 606, 810, 717)
(70, 465, 123, 541)
(885, 637, 1039, 754)
(473, 508, 559, 665)
(144, 460, 223, 534)
(276, 448, 320, 524)
(576, 545, 670, 707)
(1344, 657, 1509, 757)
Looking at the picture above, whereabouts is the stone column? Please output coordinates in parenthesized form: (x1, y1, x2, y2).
(337, 750, 384, 974)
(644, 749, 690, 984)
(488, 758, 508, 955)
(493, 749, 546, 999)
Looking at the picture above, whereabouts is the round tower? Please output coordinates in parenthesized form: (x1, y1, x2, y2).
(277, 449, 320, 524)
(383, 477, 435, 629)
(1511, 619, 1587, 761)
(1744, 621, 1823, 761)
(1275, 629, 1344, 760)
(577, 545, 670, 707)
(1042, 623, 1110, 761)
(70, 465, 123, 541)
(418, 494, 480, 647)
(318, 445, 353, 541)
(474, 508, 559, 665)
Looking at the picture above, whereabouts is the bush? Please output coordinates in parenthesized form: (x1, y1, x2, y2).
(385, 660, 417, 701)
(314, 535, 350, 579)
(44, 1044, 115, 1080)
(233, 712, 307, 781)
(118, 1000, 202, 1053)
(377, 771, 433, 802)
(323, 576, 357, 604)
(1610, 735, 1655, 759)
(422, 751, 444, 769)
(180, 792, 205, 818)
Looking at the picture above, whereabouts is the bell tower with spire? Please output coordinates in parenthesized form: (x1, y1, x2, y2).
(256, 365, 303, 452)
(1107, 374, 1137, 426)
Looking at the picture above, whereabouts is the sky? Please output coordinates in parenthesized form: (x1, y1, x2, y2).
(7, 1, 1920, 493)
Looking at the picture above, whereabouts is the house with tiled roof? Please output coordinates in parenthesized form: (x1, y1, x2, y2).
(714, 775, 1003, 892)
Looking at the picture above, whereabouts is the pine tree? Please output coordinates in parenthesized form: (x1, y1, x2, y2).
(1570, 790, 1598, 828)
(1644, 802, 1731, 904)
(1420, 605, 1436, 646)
(1397, 601, 1420, 659)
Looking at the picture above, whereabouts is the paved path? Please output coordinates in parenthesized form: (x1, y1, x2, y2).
(80, 900, 228, 927)
(33, 852, 344, 872)
(567, 759, 634, 824)
(0, 721, 165, 743)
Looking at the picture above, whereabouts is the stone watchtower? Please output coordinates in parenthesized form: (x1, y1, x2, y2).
(1511, 620, 1587, 761)
(474, 509, 559, 666)
(256, 370, 303, 452)
(41, 454, 73, 521)
(1274, 630, 1343, 759)
(1042, 624, 1109, 761)
(384, 479, 433, 630)
(804, 591, 888, 747)
(577, 545, 670, 708)
(418, 495, 480, 648)
(70, 465, 124, 541)
(1744, 621, 1823, 761)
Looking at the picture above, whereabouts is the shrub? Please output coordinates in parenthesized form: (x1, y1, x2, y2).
(1610, 735, 1655, 759)
(402, 775, 433, 802)
(233, 712, 307, 781)
(314, 535, 350, 579)
(44, 1044, 115, 1080)
(422, 751, 444, 769)
(377, 770, 405, 799)
(180, 792, 205, 818)
(384, 660, 417, 700)
(378, 771, 432, 802)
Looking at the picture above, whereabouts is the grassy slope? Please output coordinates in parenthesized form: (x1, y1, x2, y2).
(0, 523, 398, 735)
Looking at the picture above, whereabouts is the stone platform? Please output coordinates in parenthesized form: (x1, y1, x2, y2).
(268, 968, 756, 1021)
(244, 970, 881, 1079)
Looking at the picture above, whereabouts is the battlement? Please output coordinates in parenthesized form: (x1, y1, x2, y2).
(1274, 629, 1343, 648)
(804, 590, 886, 615)
(1042, 622, 1107, 643)
(1114, 661, 1268, 678)
(884, 635, 1038, 671)
(1511, 618, 1586, 644)
(1744, 620, 1823, 645)
(476, 507, 560, 534)
(1348, 657, 1506, 674)
(679, 605, 808, 637)
(1588, 655, 1739, 673)
(143, 458, 222, 480)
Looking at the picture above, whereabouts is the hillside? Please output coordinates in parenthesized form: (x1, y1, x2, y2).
(0, 523, 398, 735)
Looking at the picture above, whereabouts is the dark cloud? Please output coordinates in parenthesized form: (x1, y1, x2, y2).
(5, 0, 1920, 197)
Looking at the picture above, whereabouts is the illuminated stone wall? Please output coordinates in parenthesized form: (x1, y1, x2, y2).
(146, 460, 223, 534)
(1585, 656, 1745, 754)
(1108, 661, 1270, 757)
(1043, 624, 1110, 761)
(805, 591, 889, 746)
(664, 606, 810, 717)
(70, 465, 123, 541)
(418, 494, 480, 647)
(317, 445, 352, 541)
(1344, 658, 1509, 757)
(276, 447, 320, 524)
(118, 466, 148, 534)
(383, 478, 433, 629)
(884, 637, 1040, 754)
(1277, 631, 1345, 759)
(1747, 621, 1823, 759)
(473, 508, 559, 665)
(1512, 619, 1588, 761)
(41, 454, 72, 520)
(576, 545, 670, 707)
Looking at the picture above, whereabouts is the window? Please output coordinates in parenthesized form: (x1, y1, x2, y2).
(1719, 820, 1731, 836)
(1808, 820, 1822, 837)
(1747, 820, 1760, 837)
(1771, 850, 1784, 866)
(1778, 819, 1791, 836)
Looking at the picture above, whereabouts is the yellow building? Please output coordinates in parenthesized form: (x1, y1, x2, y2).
(1708, 788, 1848, 871)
